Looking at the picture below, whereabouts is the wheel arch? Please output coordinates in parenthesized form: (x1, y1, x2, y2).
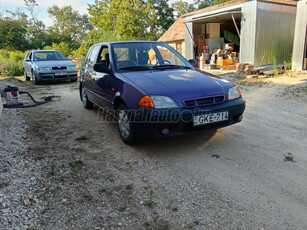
(114, 97, 127, 110)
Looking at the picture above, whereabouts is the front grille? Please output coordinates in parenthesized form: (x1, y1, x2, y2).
(52, 66, 67, 70)
(185, 100, 195, 107)
(183, 95, 225, 107)
(54, 75, 68, 78)
(197, 97, 213, 105)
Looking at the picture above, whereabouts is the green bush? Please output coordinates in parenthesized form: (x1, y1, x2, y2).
(44, 42, 72, 57)
(71, 46, 88, 59)
(0, 49, 26, 77)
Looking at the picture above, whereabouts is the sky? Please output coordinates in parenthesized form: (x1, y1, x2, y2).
(0, 0, 195, 27)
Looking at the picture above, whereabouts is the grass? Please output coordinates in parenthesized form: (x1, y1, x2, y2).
(282, 85, 307, 97)
(118, 205, 127, 212)
(73, 167, 79, 173)
(49, 166, 56, 175)
(0, 75, 24, 81)
(237, 79, 269, 88)
(100, 186, 108, 193)
(145, 189, 155, 207)
(69, 158, 83, 173)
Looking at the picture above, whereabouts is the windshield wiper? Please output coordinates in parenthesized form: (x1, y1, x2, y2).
(153, 65, 191, 70)
(118, 66, 152, 71)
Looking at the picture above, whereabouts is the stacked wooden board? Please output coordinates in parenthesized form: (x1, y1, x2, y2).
(236, 63, 253, 75)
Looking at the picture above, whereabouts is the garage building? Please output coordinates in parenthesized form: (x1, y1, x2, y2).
(160, 0, 298, 68)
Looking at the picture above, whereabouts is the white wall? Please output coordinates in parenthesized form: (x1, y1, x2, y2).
(240, 1, 257, 65)
(292, 0, 307, 71)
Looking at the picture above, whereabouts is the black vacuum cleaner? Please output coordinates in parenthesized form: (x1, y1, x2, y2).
(2, 85, 55, 108)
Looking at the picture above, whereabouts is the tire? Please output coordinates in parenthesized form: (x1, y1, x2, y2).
(81, 86, 93, 109)
(24, 69, 30, 81)
(117, 104, 139, 145)
(32, 70, 40, 85)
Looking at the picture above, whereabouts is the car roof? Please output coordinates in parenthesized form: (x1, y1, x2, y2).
(33, 50, 61, 52)
(95, 40, 163, 46)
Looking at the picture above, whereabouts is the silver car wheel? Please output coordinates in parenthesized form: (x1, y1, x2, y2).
(118, 110, 130, 139)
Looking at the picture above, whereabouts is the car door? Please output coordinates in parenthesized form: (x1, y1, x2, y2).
(82, 45, 101, 103)
(92, 45, 114, 109)
(24, 52, 32, 75)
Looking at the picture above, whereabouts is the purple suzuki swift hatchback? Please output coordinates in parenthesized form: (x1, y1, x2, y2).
(80, 41, 245, 144)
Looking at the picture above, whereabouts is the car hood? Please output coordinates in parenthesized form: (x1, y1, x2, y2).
(34, 60, 75, 68)
(121, 69, 232, 104)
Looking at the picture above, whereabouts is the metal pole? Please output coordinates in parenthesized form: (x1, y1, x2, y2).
(232, 13, 241, 39)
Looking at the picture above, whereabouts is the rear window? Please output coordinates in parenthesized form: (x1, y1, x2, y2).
(34, 51, 66, 61)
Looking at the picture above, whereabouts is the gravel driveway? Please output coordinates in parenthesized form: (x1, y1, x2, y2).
(0, 74, 307, 230)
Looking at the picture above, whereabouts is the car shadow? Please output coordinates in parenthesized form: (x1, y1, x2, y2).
(132, 129, 218, 155)
(94, 106, 220, 155)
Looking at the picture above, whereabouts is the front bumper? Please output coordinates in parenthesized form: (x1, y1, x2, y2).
(37, 71, 78, 82)
(130, 97, 246, 138)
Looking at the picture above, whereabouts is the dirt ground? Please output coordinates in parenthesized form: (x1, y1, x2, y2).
(1, 72, 307, 229)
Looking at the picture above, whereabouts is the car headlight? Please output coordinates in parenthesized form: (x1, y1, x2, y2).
(138, 96, 178, 108)
(67, 66, 77, 71)
(228, 86, 241, 100)
(37, 67, 51, 72)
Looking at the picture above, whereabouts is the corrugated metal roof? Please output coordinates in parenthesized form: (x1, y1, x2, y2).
(183, 0, 297, 18)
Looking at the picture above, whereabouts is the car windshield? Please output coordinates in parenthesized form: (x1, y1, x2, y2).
(33, 51, 67, 61)
(111, 42, 193, 72)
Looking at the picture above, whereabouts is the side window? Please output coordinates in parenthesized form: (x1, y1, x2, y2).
(88, 46, 101, 68)
(28, 52, 32, 61)
(97, 46, 109, 67)
(83, 47, 93, 67)
(25, 52, 30, 60)
(113, 47, 130, 69)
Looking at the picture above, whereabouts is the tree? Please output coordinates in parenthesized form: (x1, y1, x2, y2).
(24, 0, 50, 49)
(150, 0, 174, 37)
(195, 0, 231, 9)
(47, 5, 92, 50)
(171, 0, 196, 18)
(0, 12, 28, 51)
(88, 0, 157, 41)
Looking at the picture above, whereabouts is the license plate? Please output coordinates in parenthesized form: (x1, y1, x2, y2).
(55, 72, 66, 76)
(193, 111, 229, 126)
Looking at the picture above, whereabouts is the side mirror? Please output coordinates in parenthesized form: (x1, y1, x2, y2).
(188, 59, 197, 67)
(25, 59, 31, 62)
(94, 63, 112, 74)
(67, 57, 72, 61)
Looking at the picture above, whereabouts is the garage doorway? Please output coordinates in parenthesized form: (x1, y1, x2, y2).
(191, 11, 241, 65)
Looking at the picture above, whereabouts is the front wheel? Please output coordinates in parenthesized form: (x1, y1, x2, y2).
(24, 69, 30, 81)
(32, 71, 40, 85)
(117, 104, 139, 145)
